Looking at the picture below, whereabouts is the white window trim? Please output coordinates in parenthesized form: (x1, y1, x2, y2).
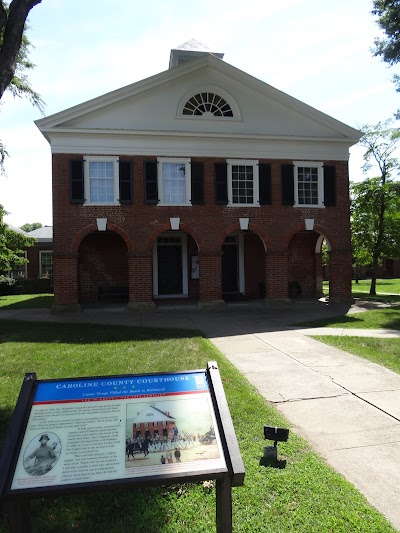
(293, 161, 324, 208)
(39, 250, 53, 278)
(84, 156, 119, 205)
(227, 159, 259, 207)
(157, 157, 191, 206)
(153, 233, 188, 298)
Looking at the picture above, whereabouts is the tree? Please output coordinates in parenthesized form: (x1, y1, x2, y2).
(351, 120, 400, 295)
(20, 221, 42, 232)
(372, 1, 400, 92)
(0, 204, 34, 272)
(0, 0, 43, 168)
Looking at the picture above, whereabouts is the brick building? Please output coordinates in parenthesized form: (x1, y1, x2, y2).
(7, 225, 53, 287)
(36, 41, 361, 311)
(130, 405, 176, 441)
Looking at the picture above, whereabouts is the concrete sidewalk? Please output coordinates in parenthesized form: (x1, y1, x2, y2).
(1, 301, 400, 529)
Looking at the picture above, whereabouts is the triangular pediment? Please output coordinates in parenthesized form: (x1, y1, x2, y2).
(36, 55, 361, 145)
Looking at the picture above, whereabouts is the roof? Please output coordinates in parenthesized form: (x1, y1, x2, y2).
(35, 53, 362, 161)
(27, 226, 53, 243)
(6, 224, 30, 236)
(132, 405, 175, 425)
(169, 39, 224, 68)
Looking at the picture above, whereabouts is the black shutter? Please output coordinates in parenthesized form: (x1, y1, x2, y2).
(70, 160, 84, 204)
(191, 162, 204, 204)
(119, 160, 132, 204)
(215, 163, 228, 205)
(324, 166, 336, 207)
(281, 164, 294, 205)
(144, 160, 158, 204)
(259, 164, 272, 205)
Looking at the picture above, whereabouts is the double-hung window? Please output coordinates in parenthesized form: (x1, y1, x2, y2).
(39, 251, 53, 280)
(157, 158, 191, 205)
(84, 156, 119, 205)
(293, 161, 324, 207)
(227, 160, 259, 206)
(9, 252, 27, 283)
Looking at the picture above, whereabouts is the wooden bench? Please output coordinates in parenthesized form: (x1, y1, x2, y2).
(98, 286, 129, 302)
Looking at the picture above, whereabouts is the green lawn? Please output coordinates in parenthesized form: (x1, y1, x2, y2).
(312, 336, 400, 375)
(0, 321, 395, 532)
(322, 279, 400, 304)
(297, 306, 400, 331)
(0, 293, 53, 309)
(295, 300, 400, 375)
(351, 278, 400, 294)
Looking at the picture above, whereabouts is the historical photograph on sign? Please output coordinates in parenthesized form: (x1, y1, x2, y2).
(125, 396, 220, 468)
(23, 432, 61, 477)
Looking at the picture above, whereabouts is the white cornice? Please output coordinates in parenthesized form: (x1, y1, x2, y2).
(41, 128, 360, 145)
(45, 131, 354, 160)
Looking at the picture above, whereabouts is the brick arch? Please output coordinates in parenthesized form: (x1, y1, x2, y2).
(217, 223, 271, 251)
(283, 223, 337, 251)
(70, 223, 134, 254)
(145, 223, 204, 253)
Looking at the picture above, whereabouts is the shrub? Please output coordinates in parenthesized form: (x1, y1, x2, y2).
(0, 275, 17, 295)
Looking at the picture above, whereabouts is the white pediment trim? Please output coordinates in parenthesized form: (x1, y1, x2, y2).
(36, 54, 362, 144)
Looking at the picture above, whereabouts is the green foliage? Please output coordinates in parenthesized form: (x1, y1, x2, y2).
(372, 0, 400, 92)
(0, 205, 34, 271)
(4, 30, 44, 112)
(351, 120, 400, 294)
(19, 221, 42, 232)
(372, 0, 400, 66)
(0, 274, 15, 286)
(351, 177, 400, 265)
(0, 0, 44, 171)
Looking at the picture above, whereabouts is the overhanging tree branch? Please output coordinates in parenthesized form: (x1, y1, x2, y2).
(0, 0, 42, 101)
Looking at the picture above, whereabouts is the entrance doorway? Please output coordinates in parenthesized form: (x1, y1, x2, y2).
(157, 243, 183, 295)
(153, 233, 188, 298)
(222, 236, 239, 294)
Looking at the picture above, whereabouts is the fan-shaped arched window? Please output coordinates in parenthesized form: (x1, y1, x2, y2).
(182, 92, 233, 117)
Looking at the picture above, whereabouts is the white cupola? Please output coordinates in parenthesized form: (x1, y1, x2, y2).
(169, 39, 224, 69)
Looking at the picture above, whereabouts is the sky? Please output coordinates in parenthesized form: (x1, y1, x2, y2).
(1, 0, 399, 227)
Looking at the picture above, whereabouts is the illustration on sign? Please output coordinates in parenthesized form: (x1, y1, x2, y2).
(125, 397, 219, 469)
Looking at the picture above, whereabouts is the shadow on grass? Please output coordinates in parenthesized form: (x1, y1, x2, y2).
(353, 292, 400, 304)
(259, 456, 287, 469)
(1, 480, 196, 532)
(0, 320, 201, 344)
(295, 315, 366, 328)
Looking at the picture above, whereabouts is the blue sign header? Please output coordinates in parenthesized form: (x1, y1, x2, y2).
(34, 372, 209, 403)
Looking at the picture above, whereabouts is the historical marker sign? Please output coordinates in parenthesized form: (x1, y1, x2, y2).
(1, 362, 244, 532)
(10, 370, 227, 492)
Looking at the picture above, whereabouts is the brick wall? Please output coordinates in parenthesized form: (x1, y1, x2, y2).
(52, 154, 352, 305)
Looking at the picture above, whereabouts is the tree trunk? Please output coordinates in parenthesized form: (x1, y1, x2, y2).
(0, 0, 42, 101)
(369, 259, 378, 295)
